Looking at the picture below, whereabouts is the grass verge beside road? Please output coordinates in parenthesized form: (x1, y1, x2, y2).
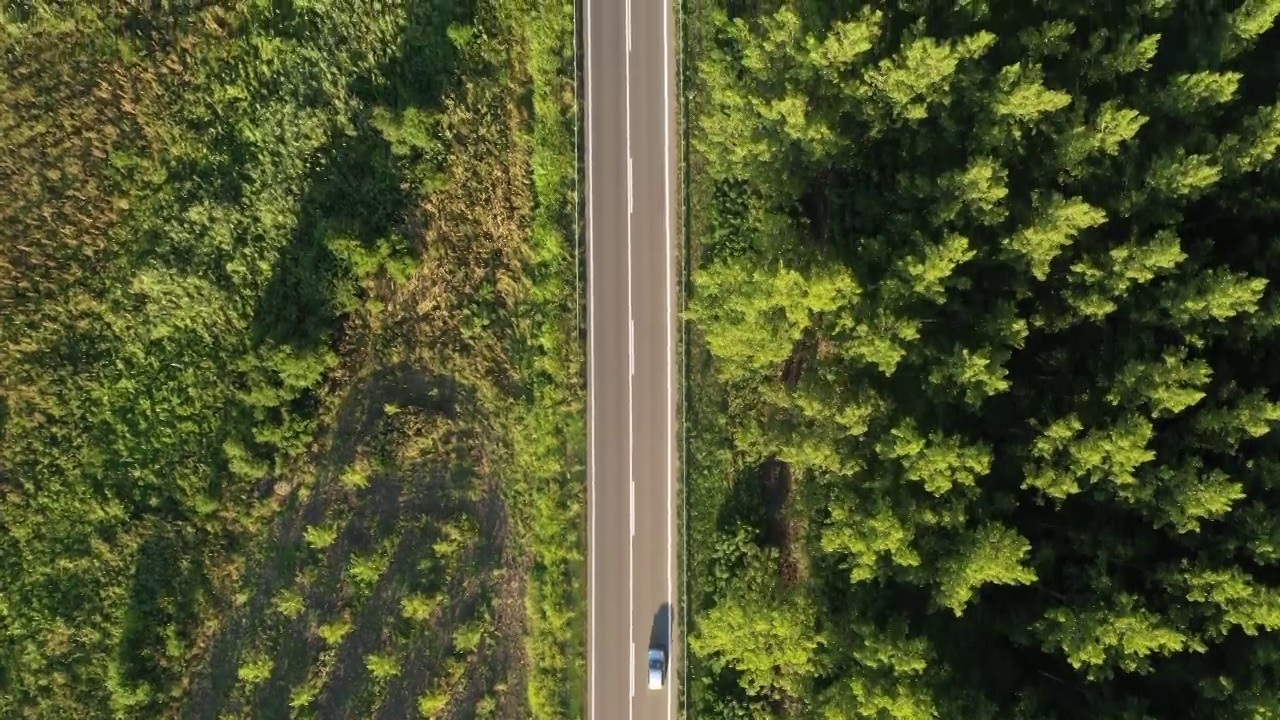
(517, 0, 588, 714)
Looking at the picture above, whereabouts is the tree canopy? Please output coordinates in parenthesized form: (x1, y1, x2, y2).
(684, 0, 1280, 718)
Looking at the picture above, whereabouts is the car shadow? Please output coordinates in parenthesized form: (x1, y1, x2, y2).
(648, 602, 671, 655)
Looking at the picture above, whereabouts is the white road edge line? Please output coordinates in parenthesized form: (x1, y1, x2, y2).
(625, 0, 635, 714)
(662, 0, 675, 716)
(582, 0, 596, 715)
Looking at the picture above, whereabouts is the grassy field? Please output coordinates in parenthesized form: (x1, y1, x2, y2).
(0, 1, 584, 718)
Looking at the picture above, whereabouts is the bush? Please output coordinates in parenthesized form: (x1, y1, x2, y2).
(317, 617, 353, 647)
(365, 652, 401, 681)
(303, 523, 340, 551)
(237, 652, 274, 688)
(273, 588, 307, 620)
(401, 593, 440, 623)
(417, 689, 450, 718)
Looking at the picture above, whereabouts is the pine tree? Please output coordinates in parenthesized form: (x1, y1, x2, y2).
(933, 522, 1037, 616)
(875, 419, 993, 496)
(1038, 594, 1199, 680)
(853, 27, 996, 131)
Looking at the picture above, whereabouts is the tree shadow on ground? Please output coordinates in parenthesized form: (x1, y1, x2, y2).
(179, 360, 463, 720)
(714, 461, 770, 547)
(247, 0, 466, 355)
(248, 111, 410, 353)
(370, 516, 505, 720)
(225, 0, 466, 492)
(319, 362, 460, 479)
(118, 521, 207, 714)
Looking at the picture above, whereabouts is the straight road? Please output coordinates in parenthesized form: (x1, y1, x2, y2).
(584, 0, 678, 715)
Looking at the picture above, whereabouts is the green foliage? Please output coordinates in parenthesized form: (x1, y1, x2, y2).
(1057, 101, 1148, 175)
(237, 652, 275, 688)
(992, 63, 1072, 123)
(934, 523, 1037, 615)
(855, 29, 997, 129)
(894, 232, 977, 304)
(819, 619, 939, 720)
(1161, 71, 1243, 114)
(1227, 0, 1280, 52)
(1005, 193, 1108, 281)
(1163, 268, 1268, 324)
(5, 0, 584, 715)
(1022, 413, 1156, 500)
(346, 543, 393, 596)
(1038, 595, 1200, 680)
(272, 588, 308, 620)
(417, 689, 450, 718)
(1106, 349, 1212, 418)
(0, 3, 428, 713)
(317, 617, 353, 647)
(1154, 461, 1245, 534)
(1174, 564, 1280, 638)
(475, 694, 497, 719)
(339, 463, 372, 492)
(370, 106, 449, 193)
(303, 522, 340, 551)
(688, 257, 859, 384)
(685, 0, 1280, 717)
(453, 610, 491, 655)
(1065, 228, 1185, 319)
(289, 679, 321, 710)
(364, 652, 401, 681)
(875, 420, 993, 496)
(691, 537, 825, 700)
(432, 515, 479, 564)
(400, 593, 439, 622)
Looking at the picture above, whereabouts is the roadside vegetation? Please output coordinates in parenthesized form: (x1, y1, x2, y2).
(683, 0, 1280, 718)
(0, 1, 583, 718)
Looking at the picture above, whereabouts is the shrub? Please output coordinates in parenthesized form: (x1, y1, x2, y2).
(400, 593, 439, 622)
(340, 463, 371, 492)
(317, 618, 353, 647)
(417, 689, 450, 718)
(237, 652, 274, 688)
(272, 588, 308, 619)
(365, 653, 401, 681)
(303, 523, 340, 551)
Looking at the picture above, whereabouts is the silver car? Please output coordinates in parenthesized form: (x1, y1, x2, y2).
(647, 647, 666, 690)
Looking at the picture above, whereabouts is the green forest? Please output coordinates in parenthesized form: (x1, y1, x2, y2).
(0, 1, 584, 719)
(682, 0, 1280, 719)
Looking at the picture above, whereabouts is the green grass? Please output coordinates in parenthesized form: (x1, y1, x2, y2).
(0, 0, 586, 717)
(516, 0, 589, 716)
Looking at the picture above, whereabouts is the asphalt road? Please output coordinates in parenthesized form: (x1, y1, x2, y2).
(584, 0, 678, 715)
